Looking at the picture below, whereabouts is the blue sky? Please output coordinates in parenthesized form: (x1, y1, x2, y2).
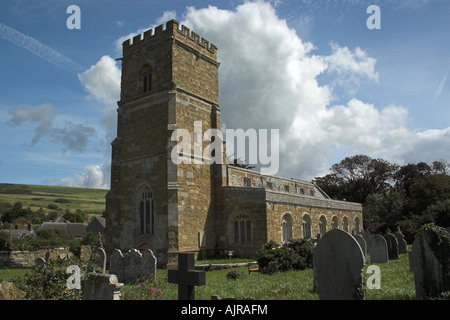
(0, 0, 449, 189)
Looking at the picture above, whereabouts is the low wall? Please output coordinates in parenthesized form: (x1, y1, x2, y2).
(0, 245, 92, 267)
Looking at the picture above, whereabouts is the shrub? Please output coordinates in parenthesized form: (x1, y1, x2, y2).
(13, 256, 101, 300)
(226, 269, 245, 280)
(256, 239, 314, 274)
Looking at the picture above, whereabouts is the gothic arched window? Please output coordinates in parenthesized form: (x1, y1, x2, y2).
(232, 213, 251, 245)
(302, 214, 312, 239)
(282, 213, 293, 242)
(138, 186, 155, 236)
(319, 215, 327, 237)
(342, 216, 349, 232)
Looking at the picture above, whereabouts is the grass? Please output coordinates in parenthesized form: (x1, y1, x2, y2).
(0, 183, 107, 217)
(0, 252, 416, 300)
(121, 252, 416, 300)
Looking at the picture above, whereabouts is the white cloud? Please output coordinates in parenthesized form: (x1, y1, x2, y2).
(77, 55, 121, 108)
(325, 43, 379, 91)
(181, 2, 450, 179)
(59, 164, 109, 189)
(67, 1, 450, 188)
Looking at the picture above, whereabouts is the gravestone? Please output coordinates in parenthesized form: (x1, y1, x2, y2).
(369, 234, 389, 263)
(109, 248, 157, 284)
(91, 232, 106, 273)
(34, 257, 46, 266)
(168, 253, 206, 300)
(394, 227, 408, 254)
(124, 249, 142, 283)
(313, 229, 365, 300)
(140, 249, 157, 281)
(384, 233, 399, 260)
(109, 249, 125, 282)
(82, 273, 123, 300)
(354, 235, 367, 258)
(411, 224, 450, 299)
(361, 230, 373, 254)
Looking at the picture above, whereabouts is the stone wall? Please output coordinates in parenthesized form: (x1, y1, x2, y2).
(0, 247, 74, 267)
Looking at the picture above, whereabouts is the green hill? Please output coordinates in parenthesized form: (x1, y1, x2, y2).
(0, 183, 108, 218)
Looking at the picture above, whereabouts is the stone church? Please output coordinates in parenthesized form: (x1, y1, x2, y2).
(104, 20, 363, 267)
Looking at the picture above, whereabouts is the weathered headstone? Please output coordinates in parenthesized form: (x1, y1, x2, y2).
(109, 249, 125, 282)
(82, 273, 123, 300)
(168, 253, 206, 300)
(354, 235, 367, 258)
(384, 233, 399, 260)
(91, 232, 107, 273)
(394, 227, 408, 254)
(369, 234, 389, 263)
(34, 257, 46, 266)
(124, 249, 142, 283)
(109, 248, 158, 284)
(313, 229, 365, 300)
(140, 249, 157, 281)
(361, 230, 373, 254)
(411, 224, 450, 299)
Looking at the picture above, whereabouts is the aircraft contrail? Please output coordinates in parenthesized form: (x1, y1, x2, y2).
(0, 21, 83, 72)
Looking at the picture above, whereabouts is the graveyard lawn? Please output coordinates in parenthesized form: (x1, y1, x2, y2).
(122, 251, 416, 300)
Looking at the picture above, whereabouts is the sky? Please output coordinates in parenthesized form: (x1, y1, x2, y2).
(0, 0, 449, 189)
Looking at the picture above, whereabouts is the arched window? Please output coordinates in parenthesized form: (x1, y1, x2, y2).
(302, 214, 312, 239)
(331, 216, 339, 229)
(354, 217, 361, 235)
(232, 213, 251, 245)
(137, 186, 155, 236)
(342, 216, 349, 233)
(282, 213, 293, 242)
(319, 215, 327, 237)
(141, 65, 152, 93)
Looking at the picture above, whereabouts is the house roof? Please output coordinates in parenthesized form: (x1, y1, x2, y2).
(35, 222, 86, 237)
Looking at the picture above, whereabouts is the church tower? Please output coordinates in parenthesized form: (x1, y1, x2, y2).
(105, 20, 221, 266)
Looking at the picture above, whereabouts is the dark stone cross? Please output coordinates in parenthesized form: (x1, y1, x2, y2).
(168, 252, 206, 300)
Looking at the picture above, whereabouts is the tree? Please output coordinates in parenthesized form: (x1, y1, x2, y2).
(314, 155, 397, 204)
(394, 162, 431, 196)
(407, 174, 450, 216)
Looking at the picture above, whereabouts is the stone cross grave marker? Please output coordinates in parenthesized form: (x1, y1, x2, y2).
(168, 253, 206, 300)
(313, 229, 365, 300)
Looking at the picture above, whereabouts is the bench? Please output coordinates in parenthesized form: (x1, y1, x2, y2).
(248, 262, 260, 275)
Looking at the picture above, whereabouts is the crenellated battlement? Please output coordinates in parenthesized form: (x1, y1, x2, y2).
(122, 19, 217, 59)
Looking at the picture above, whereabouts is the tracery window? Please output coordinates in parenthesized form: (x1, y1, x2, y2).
(232, 213, 251, 245)
(138, 186, 154, 236)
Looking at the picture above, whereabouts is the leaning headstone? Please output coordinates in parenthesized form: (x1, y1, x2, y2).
(313, 229, 365, 300)
(411, 224, 450, 299)
(82, 273, 123, 300)
(369, 234, 389, 264)
(394, 228, 408, 254)
(168, 252, 206, 300)
(109, 249, 125, 283)
(384, 233, 399, 260)
(354, 235, 367, 258)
